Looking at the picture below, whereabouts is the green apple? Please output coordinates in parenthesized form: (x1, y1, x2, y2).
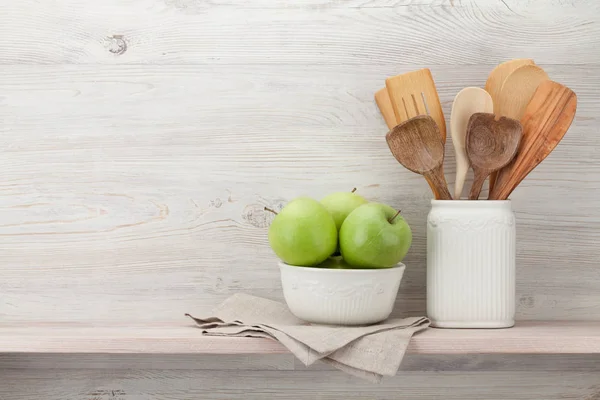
(267, 197, 337, 267)
(339, 203, 412, 269)
(320, 190, 368, 231)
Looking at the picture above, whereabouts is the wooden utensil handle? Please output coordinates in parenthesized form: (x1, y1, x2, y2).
(469, 169, 489, 200)
(425, 176, 441, 200)
(426, 167, 453, 200)
(488, 171, 499, 197)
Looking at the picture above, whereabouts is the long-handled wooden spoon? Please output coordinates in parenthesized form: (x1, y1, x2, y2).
(450, 87, 494, 199)
(489, 63, 548, 193)
(386, 115, 453, 200)
(465, 113, 522, 200)
(489, 80, 577, 200)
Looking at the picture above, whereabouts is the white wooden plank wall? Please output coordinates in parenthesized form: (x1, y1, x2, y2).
(1, 0, 600, 398)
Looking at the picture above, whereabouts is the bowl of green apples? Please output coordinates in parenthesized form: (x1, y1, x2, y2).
(266, 189, 412, 325)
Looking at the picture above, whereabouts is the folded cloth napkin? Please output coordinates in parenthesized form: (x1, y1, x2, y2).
(186, 293, 430, 383)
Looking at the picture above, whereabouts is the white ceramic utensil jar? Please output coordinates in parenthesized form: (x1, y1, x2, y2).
(427, 200, 516, 328)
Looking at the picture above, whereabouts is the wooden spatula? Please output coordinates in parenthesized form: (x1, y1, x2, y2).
(376, 85, 447, 198)
(465, 113, 522, 200)
(384, 69, 447, 199)
(485, 59, 535, 115)
(374, 88, 397, 129)
(386, 115, 453, 200)
(450, 87, 494, 199)
(489, 80, 577, 200)
(385, 68, 446, 142)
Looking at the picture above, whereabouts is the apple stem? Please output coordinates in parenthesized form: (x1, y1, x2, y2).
(351, 187, 357, 193)
(264, 207, 278, 215)
(388, 209, 401, 223)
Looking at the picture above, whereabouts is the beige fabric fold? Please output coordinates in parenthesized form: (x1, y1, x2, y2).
(186, 293, 430, 383)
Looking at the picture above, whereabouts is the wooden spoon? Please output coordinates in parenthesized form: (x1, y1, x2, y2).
(465, 113, 523, 200)
(386, 115, 453, 200)
(450, 87, 494, 199)
(384, 68, 446, 199)
(497, 64, 549, 120)
(489, 64, 548, 193)
(490, 80, 577, 200)
(376, 85, 440, 199)
(485, 59, 535, 115)
(374, 88, 397, 129)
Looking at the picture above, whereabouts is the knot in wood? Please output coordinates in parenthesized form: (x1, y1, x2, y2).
(106, 35, 128, 55)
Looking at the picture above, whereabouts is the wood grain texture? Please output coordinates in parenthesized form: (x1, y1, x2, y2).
(497, 64, 549, 120)
(386, 115, 453, 199)
(1, 64, 599, 325)
(0, 1, 599, 65)
(0, 353, 297, 370)
(465, 113, 522, 200)
(485, 59, 535, 115)
(385, 68, 447, 141)
(1, 0, 600, 396)
(2, 321, 599, 355)
(491, 80, 578, 200)
(385, 69, 448, 199)
(484, 59, 537, 193)
(1, 369, 599, 400)
(2, 353, 599, 372)
(298, 353, 600, 372)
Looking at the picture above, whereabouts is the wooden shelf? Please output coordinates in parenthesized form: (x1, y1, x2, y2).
(1, 321, 599, 355)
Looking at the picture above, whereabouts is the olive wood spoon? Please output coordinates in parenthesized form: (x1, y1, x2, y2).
(490, 80, 577, 200)
(386, 115, 453, 200)
(465, 113, 523, 200)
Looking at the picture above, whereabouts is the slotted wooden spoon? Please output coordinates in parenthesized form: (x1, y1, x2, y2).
(489, 80, 577, 200)
(385, 68, 446, 141)
(386, 115, 453, 200)
(465, 113, 522, 200)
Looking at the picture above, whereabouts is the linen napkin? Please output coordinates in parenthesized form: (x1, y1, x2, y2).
(186, 293, 430, 383)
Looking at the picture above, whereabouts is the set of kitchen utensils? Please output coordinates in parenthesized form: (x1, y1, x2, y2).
(375, 59, 577, 200)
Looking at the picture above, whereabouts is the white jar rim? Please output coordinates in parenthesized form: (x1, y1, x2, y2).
(430, 199, 512, 209)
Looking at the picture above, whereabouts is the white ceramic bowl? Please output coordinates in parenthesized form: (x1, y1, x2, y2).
(279, 261, 406, 325)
